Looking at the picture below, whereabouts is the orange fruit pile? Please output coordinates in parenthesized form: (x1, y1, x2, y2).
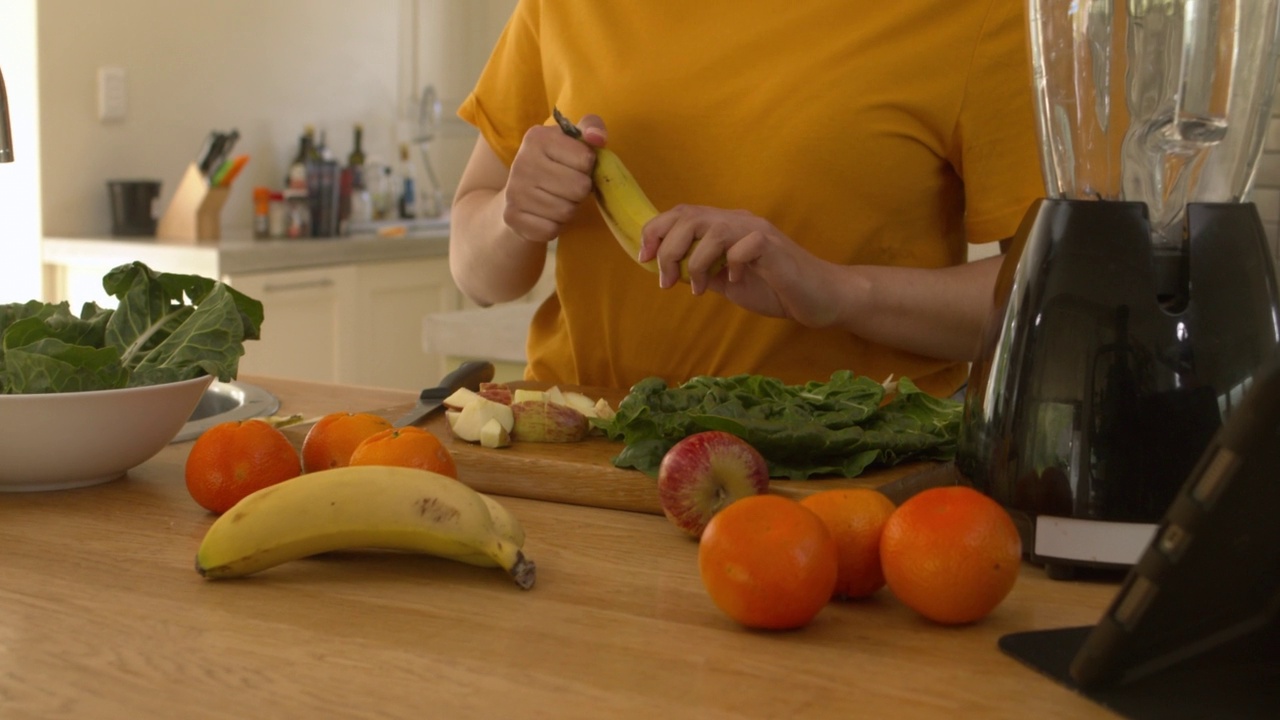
(185, 419, 302, 514)
(799, 488, 897, 600)
(880, 485, 1022, 625)
(696, 485, 1023, 630)
(349, 426, 458, 478)
(301, 412, 393, 473)
(698, 494, 838, 630)
(185, 412, 458, 514)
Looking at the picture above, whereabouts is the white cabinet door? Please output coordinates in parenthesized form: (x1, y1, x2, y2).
(225, 265, 358, 384)
(348, 258, 462, 390)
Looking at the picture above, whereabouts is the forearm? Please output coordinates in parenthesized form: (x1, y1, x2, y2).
(449, 187, 548, 307)
(831, 255, 1004, 362)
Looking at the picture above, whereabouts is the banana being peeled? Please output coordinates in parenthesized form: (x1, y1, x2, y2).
(195, 465, 535, 590)
(553, 108, 725, 283)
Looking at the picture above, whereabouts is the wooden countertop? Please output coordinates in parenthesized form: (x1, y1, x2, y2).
(0, 376, 1121, 719)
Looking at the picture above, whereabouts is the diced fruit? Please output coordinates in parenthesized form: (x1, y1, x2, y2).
(593, 397, 616, 420)
(562, 390, 598, 416)
(543, 386, 568, 407)
(511, 400, 589, 442)
(512, 388, 546, 404)
(477, 382, 513, 405)
(479, 418, 512, 449)
(442, 386, 480, 410)
(448, 396, 515, 443)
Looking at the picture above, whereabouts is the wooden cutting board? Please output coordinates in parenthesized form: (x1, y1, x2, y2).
(280, 385, 957, 516)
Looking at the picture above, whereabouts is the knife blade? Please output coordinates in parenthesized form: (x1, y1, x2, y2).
(393, 360, 496, 427)
(876, 460, 965, 506)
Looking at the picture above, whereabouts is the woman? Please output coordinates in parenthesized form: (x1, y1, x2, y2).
(449, 0, 1043, 397)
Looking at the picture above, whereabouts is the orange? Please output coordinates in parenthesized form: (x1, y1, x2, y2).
(799, 488, 897, 600)
(879, 486, 1022, 625)
(185, 419, 303, 514)
(348, 426, 459, 478)
(301, 412, 393, 473)
(697, 494, 839, 630)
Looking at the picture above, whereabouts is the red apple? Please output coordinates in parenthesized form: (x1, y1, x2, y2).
(657, 431, 771, 538)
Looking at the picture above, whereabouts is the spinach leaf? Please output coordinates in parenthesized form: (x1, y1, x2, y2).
(593, 372, 961, 480)
(0, 261, 264, 394)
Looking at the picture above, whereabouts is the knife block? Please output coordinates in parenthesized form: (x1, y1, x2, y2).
(156, 163, 230, 244)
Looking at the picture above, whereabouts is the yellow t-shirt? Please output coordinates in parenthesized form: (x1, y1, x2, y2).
(459, 0, 1043, 397)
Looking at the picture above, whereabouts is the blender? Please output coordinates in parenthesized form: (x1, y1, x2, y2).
(959, 0, 1280, 578)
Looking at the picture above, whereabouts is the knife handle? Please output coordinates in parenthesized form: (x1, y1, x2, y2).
(420, 360, 495, 401)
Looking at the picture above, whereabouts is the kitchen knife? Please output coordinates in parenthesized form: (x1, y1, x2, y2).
(876, 460, 965, 506)
(392, 360, 496, 427)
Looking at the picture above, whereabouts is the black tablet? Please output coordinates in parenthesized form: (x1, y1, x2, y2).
(999, 350, 1280, 719)
(1067, 349, 1280, 690)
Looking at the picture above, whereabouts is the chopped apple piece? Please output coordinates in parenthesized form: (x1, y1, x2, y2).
(442, 386, 481, 410)
(512, 388, 546, 404)
(479, 418, 512, 448)
(593, 397, 616, 420)
(543, 386, 568, 407)
(511, 400, 589, 442)
(477, 382, 513, 405)
(562, 390, 598, 417)
(449, 396, 516, 443)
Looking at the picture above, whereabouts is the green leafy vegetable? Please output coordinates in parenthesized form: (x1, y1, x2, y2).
(592, 371, 962, 479)
(0, 261, 264, 394)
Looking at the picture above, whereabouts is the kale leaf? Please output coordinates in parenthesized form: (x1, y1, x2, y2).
(0, 262, 264, 394)
(593, 371, 961, 479)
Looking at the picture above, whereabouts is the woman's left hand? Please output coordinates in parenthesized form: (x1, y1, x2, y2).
(639, 205, 842, 328)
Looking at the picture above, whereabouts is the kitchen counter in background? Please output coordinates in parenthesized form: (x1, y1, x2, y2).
(42, 216, 451, 289)
(40, 219, 553, 393)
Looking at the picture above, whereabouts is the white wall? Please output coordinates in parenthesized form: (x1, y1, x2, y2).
(36, 0, 406, 239)
(0, 0, 43, 303)
(29, 0, 514, 243)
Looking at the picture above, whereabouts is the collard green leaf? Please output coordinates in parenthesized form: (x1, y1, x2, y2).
(0, 262, 264, 394)
(593, 371, 960, 480)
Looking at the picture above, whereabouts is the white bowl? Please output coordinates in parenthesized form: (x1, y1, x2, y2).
(0, 375, 214, 492)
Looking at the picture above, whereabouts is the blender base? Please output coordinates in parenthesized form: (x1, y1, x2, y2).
(959, 199, 1280, 577)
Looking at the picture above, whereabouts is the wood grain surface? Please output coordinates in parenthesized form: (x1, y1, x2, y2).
(271, 378, 943, 515)
(0, 376, 1122, 719)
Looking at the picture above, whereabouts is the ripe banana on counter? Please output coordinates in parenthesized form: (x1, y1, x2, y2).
(195, 465, 536, 590)
(553, 108, 725, 283)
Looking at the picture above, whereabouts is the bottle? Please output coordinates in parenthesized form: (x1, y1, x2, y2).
(304, 125, 322, 163)
(316, 128, 334, 162)
(347, 124, 367, 191)
(348, 124, 366, 171)
(286, 128, 315, 190)
(398, 143, 416, 220)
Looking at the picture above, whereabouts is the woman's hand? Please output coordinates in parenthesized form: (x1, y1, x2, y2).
(503, 115, 609, 245)
(639, 205, 843, 329)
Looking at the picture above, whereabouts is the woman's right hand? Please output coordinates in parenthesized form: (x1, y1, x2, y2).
(503, 114, 608, 245)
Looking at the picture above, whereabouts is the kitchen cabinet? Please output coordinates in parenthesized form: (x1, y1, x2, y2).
(226, 257, 463, 392)
(226, 265, 357, 386)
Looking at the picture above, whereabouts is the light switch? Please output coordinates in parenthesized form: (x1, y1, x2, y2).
(97, 66, 127, 122)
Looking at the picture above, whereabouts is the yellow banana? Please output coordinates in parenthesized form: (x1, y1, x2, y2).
(195, 465, 535, 590)
(553, 108, 724, 282)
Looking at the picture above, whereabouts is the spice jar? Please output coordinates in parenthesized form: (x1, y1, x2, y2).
(284, 189, 311, 239)
(252, 187, 272, 239)
(268, 191, 287, 238)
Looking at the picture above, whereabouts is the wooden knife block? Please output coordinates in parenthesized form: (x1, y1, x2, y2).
(156, 163, 229, 244)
